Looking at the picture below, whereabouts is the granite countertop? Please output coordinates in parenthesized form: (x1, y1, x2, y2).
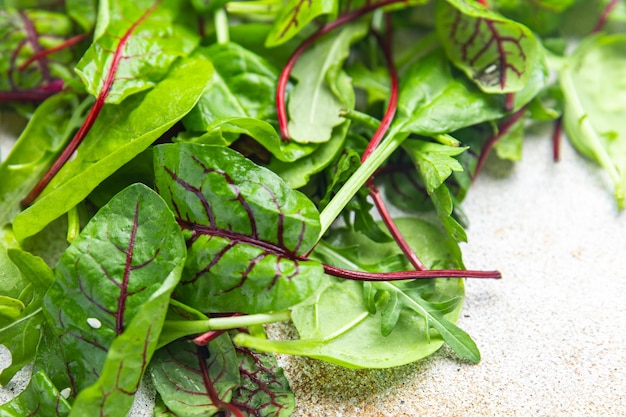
(1, 120, 625, 416)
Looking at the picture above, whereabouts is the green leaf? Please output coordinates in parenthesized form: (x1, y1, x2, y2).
(150, 337, 240, 416)
(12, 57, 212, 241)
(491, 0, 577, 36)
(231, 346, 295, 417)
(392, 50, 506, 135)
(75, 0, 199, 104)
(0, 93, 89, 225)
(560, 34, 626, 209)
(436, 0, 540, 93)
(0, 370, 71, 416)
(265, 0, 338, 47)
(153, 143, 324, 313)
(402, 139, 468, 194)
(431, 185, 467, 242)
(286, 23, 365, 143)
(42, 184, 186, 415)
(236, 218, 472, 368)
(0, 249, 53, 385)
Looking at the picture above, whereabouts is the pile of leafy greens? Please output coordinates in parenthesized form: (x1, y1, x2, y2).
(0, 0, 624, 415)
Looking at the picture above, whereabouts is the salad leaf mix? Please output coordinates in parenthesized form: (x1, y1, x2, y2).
(0, 0, 624, 415)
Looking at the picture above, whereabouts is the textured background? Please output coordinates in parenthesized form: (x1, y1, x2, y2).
(2, 120, 625, 416)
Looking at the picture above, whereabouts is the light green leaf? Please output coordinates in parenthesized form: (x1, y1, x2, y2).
(265, 0, 338, 47)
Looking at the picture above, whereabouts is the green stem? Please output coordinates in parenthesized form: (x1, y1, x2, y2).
(66, 205, 80, 243)
(319, 129, 408, 237)
(339, 108, 381, 131)
(214, 8, 230, 44)
(433, 133, 461, 147)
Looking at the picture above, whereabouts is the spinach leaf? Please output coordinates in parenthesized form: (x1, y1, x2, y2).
(560, 33, 626, 208)
(266, 0, 338, 47)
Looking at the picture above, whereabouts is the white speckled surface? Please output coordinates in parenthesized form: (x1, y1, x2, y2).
(2, 122, 626, 416)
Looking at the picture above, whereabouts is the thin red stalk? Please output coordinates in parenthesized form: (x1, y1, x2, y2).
(477, 0, 489, 6)
(19, 10, 51, 83)
(18, 33, 89, 72)
(472, 106, 526, 181)
(592, 0, 620, 33)
(504, 92, 515, 112)
(323, 263, 501, 280)
(276, 0, 407, 141)
(360, 24, 398, 162)
(21, 3, 159, 206)
(552, 116, 563, 163)
(193, 330, 226, 346)
(368, 181, 427, 270)
(0, 79, 64, 102)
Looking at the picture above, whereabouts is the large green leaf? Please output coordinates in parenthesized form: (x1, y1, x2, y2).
(42, 184, 186, 416)
(436, 0, 540, 93)
(75, 0, 198, 104)
(236, 218, 473, 368)
(12, 57, 212, 241)
(560, 33, 626, 209)
(153, 143, 324, 313)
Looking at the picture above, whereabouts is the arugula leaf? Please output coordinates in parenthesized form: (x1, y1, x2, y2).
(153, 143, 324, 313)
(560, 33, 626, 208)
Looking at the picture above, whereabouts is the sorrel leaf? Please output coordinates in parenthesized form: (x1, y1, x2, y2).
(42, 184, 186, 416)
(560, 33, 626, 209)
(12, 57, 212, 241)
(0, 93, 90, 225)
(436, 0, 539, 94)
(150, 336, 240, 416)
(286, 23, 364, 143)
(231, 345, 295, 417)
(265, 0, 338, 47)
(0, 248, 53, 385)
(0, 370, 71, 416)
(153, 143, 324, 313)
(75, 0, 199, 104)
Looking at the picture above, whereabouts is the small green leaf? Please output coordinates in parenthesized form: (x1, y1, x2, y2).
(265, 0, 338, 47)
(0, 370, 71, 416)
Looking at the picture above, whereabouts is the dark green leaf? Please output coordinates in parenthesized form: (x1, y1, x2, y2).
(42, 184, 186, 415)
(154, 143, 324, 313)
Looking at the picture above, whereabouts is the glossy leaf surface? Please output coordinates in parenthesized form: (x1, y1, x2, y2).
(266, 0, 337, 47)
(75, 0, 198, 104)
(0, 370, 71, 416)
(12, 57, 212, 241)
(43, 184, 186, 416)
(154, 143, 324, 313)
(560, 34, 626, 209)
(436, 0, 539, 93)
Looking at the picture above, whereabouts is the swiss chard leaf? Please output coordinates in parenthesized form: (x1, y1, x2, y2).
(265, 0, 338, 47)
(286, 23, 364, 143)
(560, 33, 626, 209)
(12, 57, 212, 241)
(75, 0, 199, 104)
(42, 184, 186, 416)
(436, 0, 540, 94)
(153, 143, 324, 313)
(150, 336, 240, 416)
